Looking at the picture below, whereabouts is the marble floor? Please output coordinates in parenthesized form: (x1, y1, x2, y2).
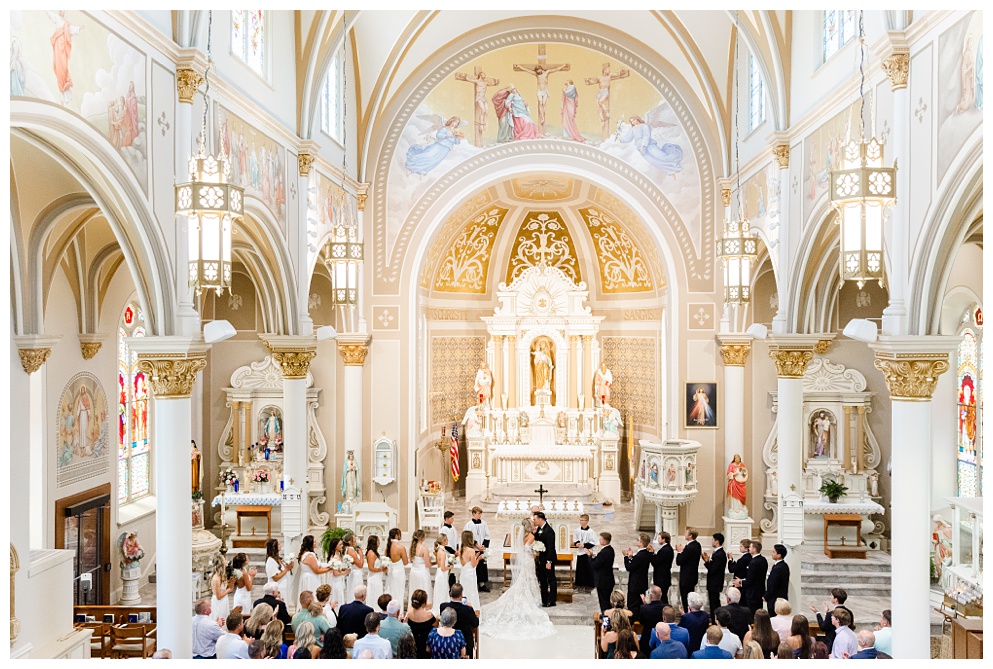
(479, 624, 592, 659)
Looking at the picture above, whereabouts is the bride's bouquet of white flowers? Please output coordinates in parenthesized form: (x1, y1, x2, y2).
(376, 557, 390, 570)
(329, 556, 344, 571)
(481, 547, 492, 561)
(343, 554, 355, 566)
(530, 541, 546, 555)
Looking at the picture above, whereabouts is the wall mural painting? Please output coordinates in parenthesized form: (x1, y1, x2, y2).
(10, 10, 148, 185)
(57, 372, 110, 487)
(217, 105, 287, 225)
(801, 100, 862, 224)
(937, 11, 983, 181)
(433, 206, 509, 293)
(388, 42, 701, 254)
(505, 211, 581, 285)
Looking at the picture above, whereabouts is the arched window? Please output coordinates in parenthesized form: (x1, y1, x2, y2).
(822, 10, 856, 63)
(118, 304, 150, 504)
(232, 10, 267, 78)
(321, 54, 341, 141)
(956, 308, 983, 497)
(748, 53, 766, 131)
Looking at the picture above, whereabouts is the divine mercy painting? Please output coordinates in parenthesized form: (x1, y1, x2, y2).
(685, 382, 718, 428)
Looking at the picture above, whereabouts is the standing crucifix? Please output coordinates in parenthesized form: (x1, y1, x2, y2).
(513, 45, 571, 135)
(534, 484, 550, 507)
(585, 62, 630, 140)
(454, 66, 500, 147)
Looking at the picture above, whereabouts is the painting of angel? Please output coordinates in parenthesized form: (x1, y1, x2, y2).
(614, 107, 683, 176)
(404, 114, 466, 175)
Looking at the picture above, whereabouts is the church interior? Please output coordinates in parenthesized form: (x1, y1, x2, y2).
(6, 7, 985, 661)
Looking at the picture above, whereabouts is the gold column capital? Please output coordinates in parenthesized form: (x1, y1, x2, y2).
(772, 144, 790, 169)
(18, 348, 52, 375)
(569, 334, 579, 343)
(176, 67, 204, 104)
(356, 185, 369, 211)
(136, 354, 207, 397)
(873, 353, 950, 401)
(721, 187, 731, 207)
(881, 51, 910, 91)
(80, 341, 102, 360)
(768, 346, 815, 378)
(581, 334, 594, 343)
(298, 152, 316, 177)
(720, 341, 752, 366)
(337, 342, 369, 366)
(492, 334, 505, 344)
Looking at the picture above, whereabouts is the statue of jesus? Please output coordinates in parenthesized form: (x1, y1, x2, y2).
(532, 340, 554, 392)
(593, 361, 613, 407)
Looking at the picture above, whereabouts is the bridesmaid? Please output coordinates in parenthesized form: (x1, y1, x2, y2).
(210, 554, 234, 622)
(230, 552, 256, 613)
(343, 531, 364, 604)
(432, 534, 452, 617)
(386, 528, 409, 615)
(264, 538, 295, 590)
(458, 530, 482, 611)
(365, 535, 386, 606)
(408, 529, 432, 611)
(298, 535, 332, 596)
(329, 538, 350, 614)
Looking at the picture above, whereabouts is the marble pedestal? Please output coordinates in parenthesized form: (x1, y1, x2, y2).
(722, 515, 755, 548)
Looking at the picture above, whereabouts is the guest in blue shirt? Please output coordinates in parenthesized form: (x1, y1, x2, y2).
(649, 605, 690, 652)
(849, 630, 880, 659)
(679, 592, 711, 652)
(649, 622, 688, 659)
(691, 626, 733, 659)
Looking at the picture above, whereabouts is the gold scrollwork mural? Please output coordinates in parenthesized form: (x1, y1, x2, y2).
(579, 206, 653, 293)
(506, 210, 581, 285)
(420, 190, 493, 288)
(430, 336, 486, 425)
(433, 206, 509, 293)
(590, 187, 665, 289)
(601, 336, 658, 428)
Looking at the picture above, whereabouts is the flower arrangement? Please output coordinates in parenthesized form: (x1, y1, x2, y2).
(118, 532, 145, 566)
(531, 541, 546, 555)
(480, 548, 492, 561)
(226, 566, 244, 581)
(219, 469, 238, 486)
(344, 553, 355, 566)
(252, 469, 271, 483)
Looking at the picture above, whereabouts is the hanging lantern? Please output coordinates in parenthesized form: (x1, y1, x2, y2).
(176, 134, 243, 296)
(321, 200, 363, 307)
(717, 216, 758, 304)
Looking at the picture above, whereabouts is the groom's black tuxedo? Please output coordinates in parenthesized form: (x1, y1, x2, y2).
(534, 523, 557, 606)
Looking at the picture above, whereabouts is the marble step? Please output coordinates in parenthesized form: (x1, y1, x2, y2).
(803, 570, 891, 586)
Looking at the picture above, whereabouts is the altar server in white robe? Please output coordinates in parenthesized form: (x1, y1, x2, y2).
(572, 514, 597, 590)
(464, 506, 491, 592)
(440, 511, 459, 587)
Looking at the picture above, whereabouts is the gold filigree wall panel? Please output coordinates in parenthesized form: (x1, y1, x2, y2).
(579, 206, 653, 293)
(430, 336, 486, 425)
(509, 175, 578, 201)
(590, 187, 665, 289)
(419, 190, 493, 288)
(433, 206, 509, 293)
(601, 336, 658, 428)
(506, 211, 581, 285)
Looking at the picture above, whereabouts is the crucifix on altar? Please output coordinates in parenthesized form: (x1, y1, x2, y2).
(513, 45, 571, 135)
(454, 66, 500, 147)
(534, 484, 549, 507)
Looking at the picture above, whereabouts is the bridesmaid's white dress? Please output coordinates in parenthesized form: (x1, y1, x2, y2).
(232, 585, 252, 613)
(387, 559, 407, 614)
(331, 573, 347, 613)
(366, 560, 385, 607)
(459, 555, 480, 611)
(299, 552, 321, 596)
(408, 555, 432, 610)
(210, 581, 231, 621)
(432, 560, 451, 617)
(346, 552, 364, 604)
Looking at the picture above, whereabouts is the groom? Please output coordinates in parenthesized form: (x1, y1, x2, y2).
(532, 511, 557, 607)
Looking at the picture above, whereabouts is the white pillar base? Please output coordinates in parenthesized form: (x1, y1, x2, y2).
(722, 516, 755, 548)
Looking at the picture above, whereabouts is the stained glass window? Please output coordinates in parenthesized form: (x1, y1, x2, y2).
(321, 54, 341, 140)
(232, 10, 267, 78)
(957, 327, 980, 496)
(823, 10, 856, 63)
(118, 304, 149, 504)
(748, 53, 765, 131)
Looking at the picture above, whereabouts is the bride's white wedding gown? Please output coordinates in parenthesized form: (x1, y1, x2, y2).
(479, 540, 555, 640)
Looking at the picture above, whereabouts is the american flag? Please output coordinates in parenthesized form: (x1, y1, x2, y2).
(450, 421, 460, 481)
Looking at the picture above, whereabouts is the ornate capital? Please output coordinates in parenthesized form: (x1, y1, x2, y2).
(492, 335, 505, 344)
(814, 339, 832, 355)
(268, 348, 317, 379)
(873, 353, 950, 401)
(80, 341, 102, 359)
(720, 342, 752, 366)
(337, 343, 369, 366)
(569, 334, 579, 343)
(882, 52, 910, 91)
(721, 187, 731, 207)
(17, 348, 52, 375)
(298, 152, 316, 176)
(176, 67, 203, 104)
(357, 191, 367, 211)
(769, 347, 814, 378)
(772, 144, 790, 169)
(136, 354, 207, 397)
(581, 335, 593, 343)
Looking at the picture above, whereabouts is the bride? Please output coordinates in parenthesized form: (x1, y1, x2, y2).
(479, 517, 555, 640)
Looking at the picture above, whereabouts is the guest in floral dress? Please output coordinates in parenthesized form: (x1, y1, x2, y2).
(426, 608, 466, 659)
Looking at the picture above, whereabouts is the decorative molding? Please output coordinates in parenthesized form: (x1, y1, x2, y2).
(136, 355, 207, 397)
(337, 343, 369, 366)
(881, 51, 910, 91)
(721, 187, 731, 207)
(579, 206, 653, 293)
(433, 206, 507, 293)
(768, 346, 815, 379)
(176, 67, 203, 104)
(298, 152, 316, 177)
(506, 210, 581, 286)
(719, 342, 752, 366)
(10, 544, 19, 645)
(813, 339, 832, 354)
(374, 306, 399, 330)
(17, 348, 52, 375)
(772, 144, 790, 169)
(872, 354, 950, 401)
(802, 358, 867, 393)
(687, 303, 714, 330)
(356, 184, 369, 211)
(79, 339, 103, 360)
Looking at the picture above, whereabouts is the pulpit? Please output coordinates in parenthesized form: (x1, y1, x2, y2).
(633, 439, 701, 535)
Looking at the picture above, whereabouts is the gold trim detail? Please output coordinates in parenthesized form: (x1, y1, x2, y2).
(773, 144, 790, 169)
(720, 343, 752, 366)
(176, 67, 204, 104)
(721, 187, 731, 207)
(10, 544, 19, 645)
(298, 152, 316, 177)
(265, 348, 317, 379)
(136, 355, 207, 397)
(18, 348, 52, 375)
(881, 52, 910, 91)
(357, 192, 367, 211)
(873, 354, 950, 401)
(80, 341, 102, 360)
(769, 347, 814, 378)
(337, 343, 369, 366)
(813, 339, 832, 355)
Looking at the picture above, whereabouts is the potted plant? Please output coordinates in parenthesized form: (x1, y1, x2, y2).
(320, 526, 348, 561)
(819, 478, 848, 503)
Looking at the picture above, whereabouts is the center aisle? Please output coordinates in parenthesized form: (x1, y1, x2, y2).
(479, 625, 592, 659)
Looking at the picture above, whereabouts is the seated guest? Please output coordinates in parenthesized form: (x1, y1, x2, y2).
(810, 587, 854, 653)
(288, 621, 320, 659)
(215, 611, 250, 660)
(603, 589, 634, 622)
(427, 607, 467, 659)
(395, 632, 418, 659)
(636, 585, 666, 649)
(380, 599, 412, 655)
(873, 609, 892, 656)
(319, 628, 349, 659)
(691, 626, 733, 659)
(290, 590, 331, 646)
(722, 586, 754, 643)
(648, 605, 690, 652)
(151, 649, 172, 659)
(769, 598, 793, 642)
(649, 622, 687, 659)
(613, 628, 644, 659)
(315, 584, 338, 626)
(849, 630, 878, 659)
(742, 609, 778, 659)
(247, 639, 266, 659)
(741, 640, 765, 659)
(679, 591, 711, 652)
(244, 602, 274, 640)
(787, 614, 814, 659)
(352, 611, 393, 659)
(191, 598, 225, 659)
(439, 584, 479, 659)
(600, 609, 635, 658)
(254, 580, 293, 627)
(261, 620, 287, 659)
(337, 585, 375, 639)
(404, 589, 437, 659)
(829, 608, 859, 659)
(377, 593, 392, 620)
(701, 607, 742, 657)
(776, 642, 794, 659)
(811, 641, 830, 659)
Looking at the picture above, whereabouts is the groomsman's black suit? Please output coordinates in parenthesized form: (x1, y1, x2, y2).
(534, 522, 557, 606)
(651, 542, 674, 591)
(723, 600, 754, 643)
(727, 550, 752, 582)
(764, 559, 790, 612)
(739, 553, 768, 613)
(676, 540, 702, 612)
(591, 544, 616, 613)
(623, 548, 651, 617)
(704, 546, 728, 621)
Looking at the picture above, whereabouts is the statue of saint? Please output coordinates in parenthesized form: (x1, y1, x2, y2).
(518, 410, 530, 429)
(462, 405, 482, 437)
(531, 339, 554, 393)
(812, 411, 831, 458)
(474, 362, 493, 406)
(593, 361, 613, 407)
(191, 440, 202, 494)
(341, 450, 361, 508)
(726, 454, 748, 519)
(602, 404, 621, 434)
(261, 407, 282, 451)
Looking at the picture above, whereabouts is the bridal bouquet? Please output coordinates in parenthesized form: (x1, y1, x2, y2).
(329, 556, 344, 571)
(531, 541, 546, 555)
(343, 554, 355, 566)
(480, 548, 492, 561)
(446, 553, 459, 568)
(376, 557, 390, 569)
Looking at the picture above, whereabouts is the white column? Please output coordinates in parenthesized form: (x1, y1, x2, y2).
(930, 353, 958, 506)
(174, 57, 206, 338)
(717, 337, 751, 469)
(880, 47, 910, 336)
(770, 139, 792, 335)
(337, 334, 370, 490)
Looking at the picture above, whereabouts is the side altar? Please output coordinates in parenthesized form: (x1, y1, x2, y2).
(462, 264, 622, 504)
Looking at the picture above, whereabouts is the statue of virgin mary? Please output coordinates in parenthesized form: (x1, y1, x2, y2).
(341, 450, 361, 509)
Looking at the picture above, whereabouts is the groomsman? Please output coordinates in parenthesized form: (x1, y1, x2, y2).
(764, 544, 790, 612)
(651, 532, 674, 594)
(702, 532, 728, 621)
(572, 514, 597, 591)
(733, 540, 768, 613)
(623, 533, 652, 617)
(588, 532, 615, 613)
(675, 528, 702, 613)
(464, 507, 491, 592)
(727, 538, 752, 583)
(440, 511, 459, 587)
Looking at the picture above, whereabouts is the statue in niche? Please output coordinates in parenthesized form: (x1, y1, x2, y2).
(474, 362, 493, 406)
(531, 338, 555, 399)
(259, 406, 283, 452)
(868, 470, 879, 497)
(593, 361, 613, 407)
(811, 411, 831, 458)
(518, 410, 530, 429)
(341, 450, 361, 510)
(726, 454, 748, 519)
(666, 462, 677, 487)
(685, 461, 695, 487)
(191, 440, 202, 494)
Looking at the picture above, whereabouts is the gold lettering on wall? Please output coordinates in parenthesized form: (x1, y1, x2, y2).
(623, 308, 663, 321)
(426, 308, 469, 321)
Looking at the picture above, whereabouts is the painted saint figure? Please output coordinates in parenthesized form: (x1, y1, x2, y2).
(584, 63, 629, 140)
(48, 10, 82, 105)
(726, 454, 748, 519)
(688, 386, 714, 426)
(560, 80, 585, 141)
(404, 116, 464, 175)
(504, 85, 542, 140)
(812, 411, 831, 457)
(341, 450, 361, 509)
(191, 440, 202, 494)
(454, 68, 499, 147)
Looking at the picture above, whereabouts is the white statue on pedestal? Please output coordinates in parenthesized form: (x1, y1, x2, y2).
(594, 361, 613, 407)
(532, 339, 554, 391)
(602, 404, 621, 434)
(462, 404, 483, 437)
(341, 450, 361, 511)
(726, 454, 748, 519)
(811, 411, 831, 458)
(474, 362, 493, 406)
